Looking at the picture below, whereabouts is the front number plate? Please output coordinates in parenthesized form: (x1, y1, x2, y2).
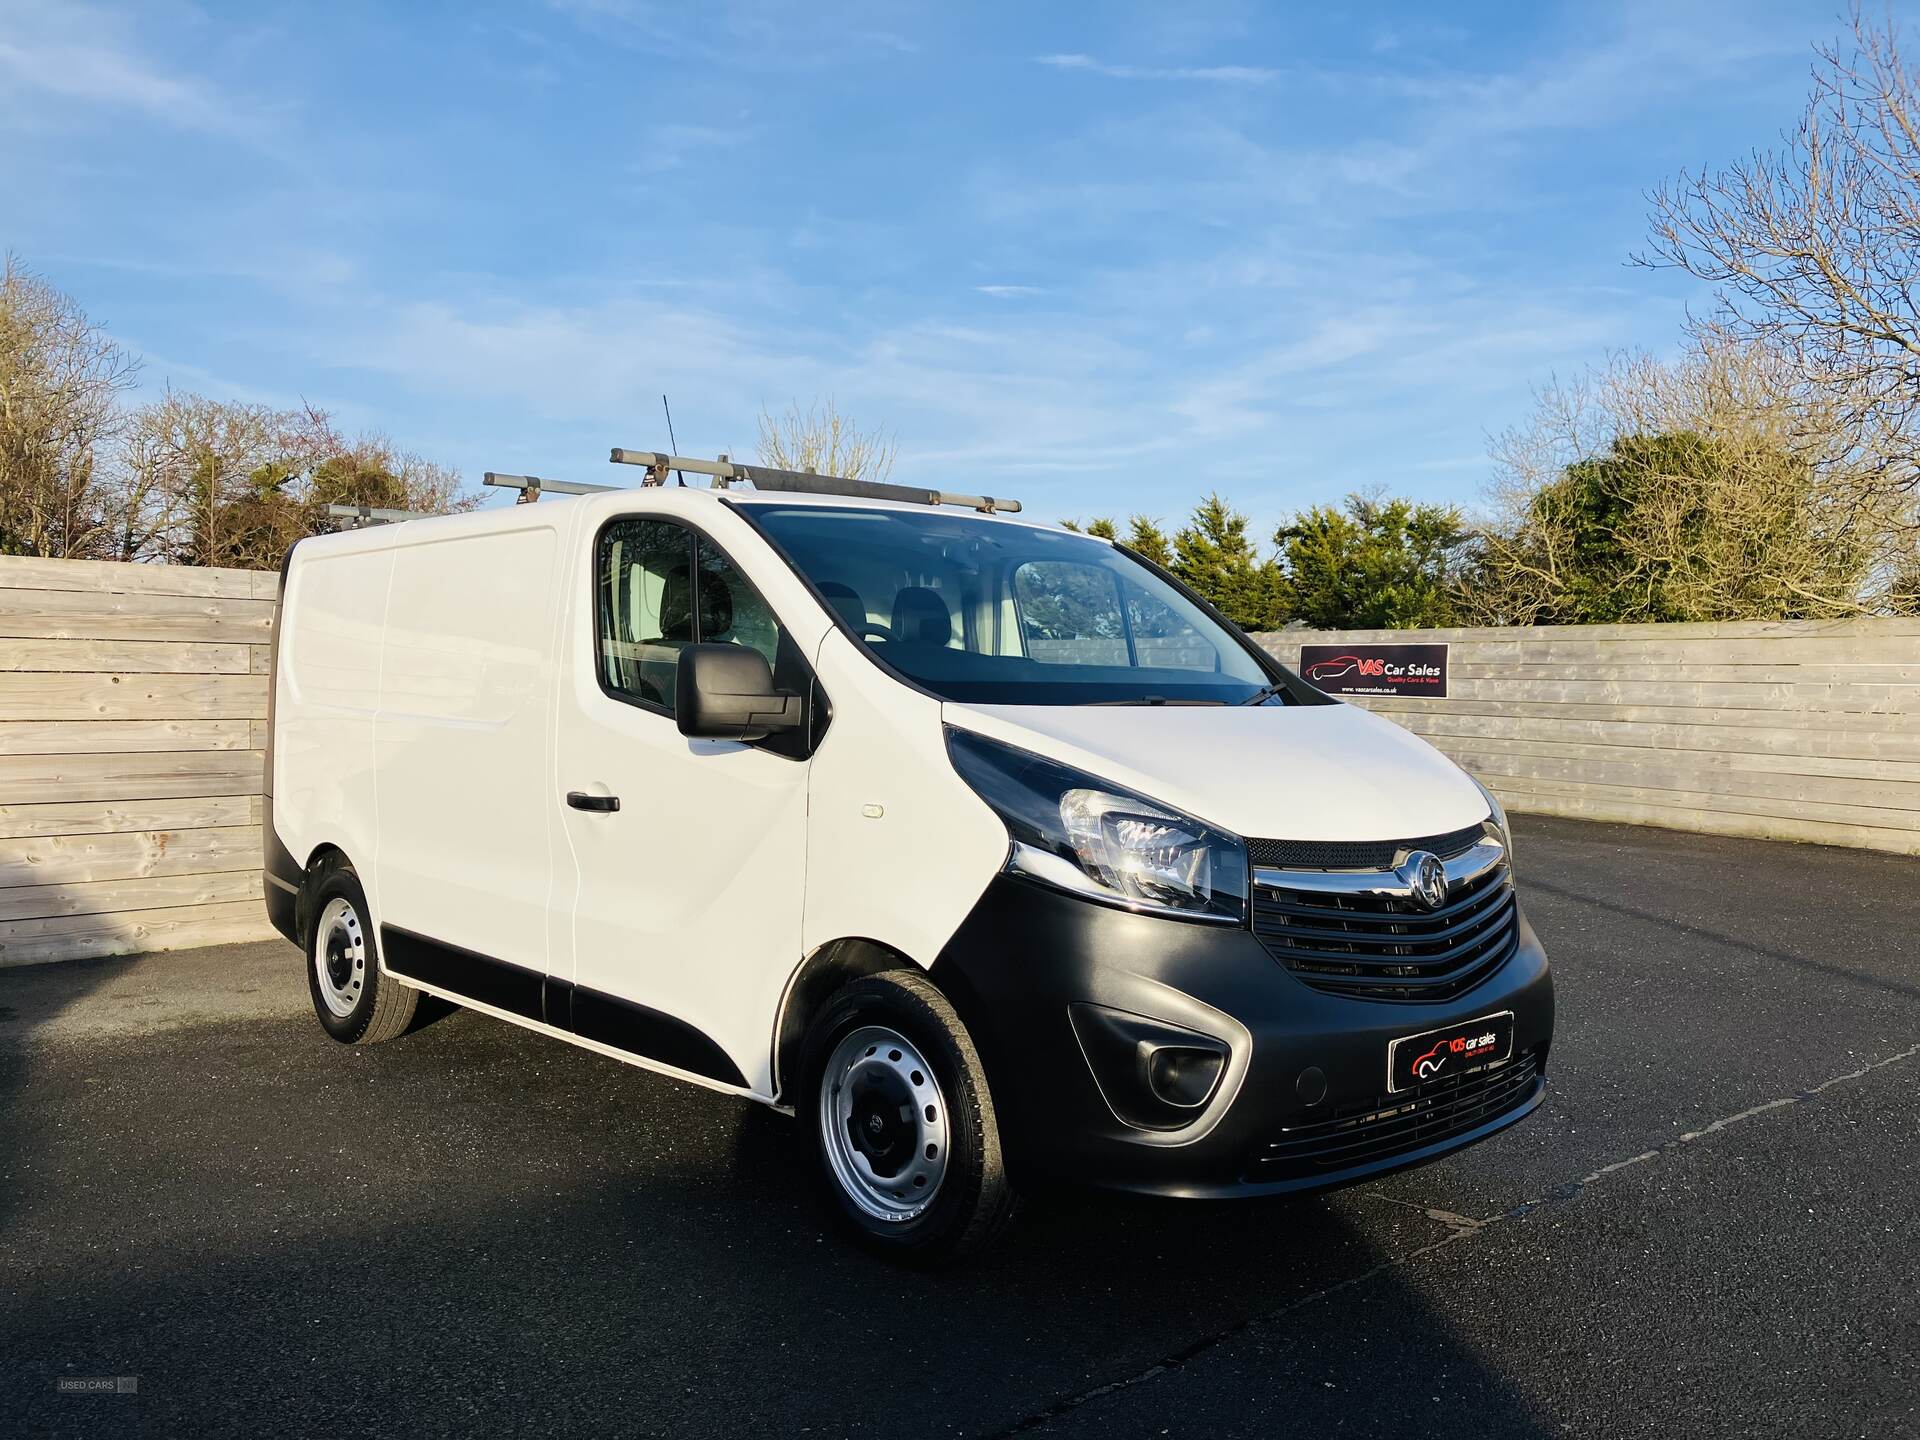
(1388, 1011, 1514, 1093)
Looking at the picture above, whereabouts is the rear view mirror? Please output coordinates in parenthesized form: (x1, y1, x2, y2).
(676, 644, 803, 742)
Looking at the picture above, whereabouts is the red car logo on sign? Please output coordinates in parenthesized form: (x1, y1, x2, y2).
(1305, 654, 1388, 681)
(1413, 1029, 1501, 1082)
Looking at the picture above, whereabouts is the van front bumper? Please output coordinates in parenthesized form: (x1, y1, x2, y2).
(930, 874, 1554, 1199)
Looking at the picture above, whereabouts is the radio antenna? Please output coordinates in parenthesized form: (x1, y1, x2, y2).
(660, 394, 685, 485)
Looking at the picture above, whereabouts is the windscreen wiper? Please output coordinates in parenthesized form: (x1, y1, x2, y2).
(1086, 696, 1227, 706)
(1238, 681, 1291, 706)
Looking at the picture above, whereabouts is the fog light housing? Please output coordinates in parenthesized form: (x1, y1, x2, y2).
(1146, 1046, 1226, 1109)
(1069, 1003, 1231, 1131)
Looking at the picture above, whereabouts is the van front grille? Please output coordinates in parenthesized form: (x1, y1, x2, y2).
(1251, 851, 1518, 1002)
(1245, 1049, 1542, 1181)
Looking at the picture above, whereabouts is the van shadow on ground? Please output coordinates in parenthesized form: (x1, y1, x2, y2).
(0, 980, 1555, 1439)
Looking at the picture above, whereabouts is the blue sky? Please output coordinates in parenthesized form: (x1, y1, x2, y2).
(0, 0, 1847, 535)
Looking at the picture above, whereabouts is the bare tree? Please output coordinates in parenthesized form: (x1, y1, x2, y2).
(119, 392, 313, 568)
(119, 394, 479, 570)
(1469, 335, 1916, 623)
(755, 398, 897, 482)
(1639, 6, 1920, 511)
(0, 254, 139, 557)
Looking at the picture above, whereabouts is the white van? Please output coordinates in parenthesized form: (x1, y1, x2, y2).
(266, 461, 1554, 1261)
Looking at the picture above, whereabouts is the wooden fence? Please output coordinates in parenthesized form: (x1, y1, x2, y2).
(2, 555, 1915, 965)
(1257, 619, 1920, 857)
(0, 555, 278, 966)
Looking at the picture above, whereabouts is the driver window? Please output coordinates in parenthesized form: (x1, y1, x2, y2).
(695, 536, 781, 669)
(597, 521, 796, 714)
(597, 518, 694, 712)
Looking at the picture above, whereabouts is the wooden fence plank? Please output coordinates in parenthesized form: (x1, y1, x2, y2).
(1273, 618, 1920, 644)
(1432, 677, 1920, 710)
(1482, 783, 1920, 840)
(1358, 696, 1920, 734)
(1444, 744, 1920, 810)
(0, 720, 254, 755)
(1392, 711, 1920, 764)
(0, 673, 268, 721)
(1419, 732, 1920, 786)
(1273, 636, 1920, 667)
(1490, 789, 1920, 856)
(0, 638, 252, 673)
(1445, 662, 1920, 685)
(0, 751, 265, 805)
(0, 588, 276, 643)
(0, 796, 261, 840)
(0, 555, 262, 599)
(0, 900, 274, 967)
(0, 826, 262, 887)
(0, 870, 261, 923)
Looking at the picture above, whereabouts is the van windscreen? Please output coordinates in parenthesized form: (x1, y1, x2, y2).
(739, 504, 1310, 707)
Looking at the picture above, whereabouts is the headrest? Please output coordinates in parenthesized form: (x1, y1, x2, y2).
(891, 586, 952, 646)
(816, 580, 868, 629)
(659, 564, 733, 641)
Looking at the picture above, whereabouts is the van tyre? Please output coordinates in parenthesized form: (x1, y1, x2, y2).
(304, 855, 417, 1045)
(801, 970, 1018, 1264)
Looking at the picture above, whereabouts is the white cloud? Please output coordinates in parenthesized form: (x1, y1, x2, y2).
(636, 120, 754, 172)
(0, 3, 241, 134)
(975, 285, 1043, 298)
(1035, 53, 1278, 84)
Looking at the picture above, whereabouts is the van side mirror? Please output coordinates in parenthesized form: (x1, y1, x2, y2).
(676, 644, 803, 742)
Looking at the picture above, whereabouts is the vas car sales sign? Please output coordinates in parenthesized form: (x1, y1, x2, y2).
(1299, 642, 1449, 699)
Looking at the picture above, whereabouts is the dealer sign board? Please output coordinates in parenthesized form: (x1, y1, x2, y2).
(1298, 642, 1449, 699)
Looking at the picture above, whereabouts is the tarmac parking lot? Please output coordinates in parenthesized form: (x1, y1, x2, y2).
(1, 815, 1916, 1438)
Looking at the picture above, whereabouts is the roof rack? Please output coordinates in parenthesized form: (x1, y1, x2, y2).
(326, 503, 432, 528)
(484, 450, 1022, 514)
(481, 472, 617, 502)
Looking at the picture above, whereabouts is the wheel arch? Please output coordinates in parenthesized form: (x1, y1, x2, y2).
(771, 937, 918, 1105)
(291, 841, 354, 952)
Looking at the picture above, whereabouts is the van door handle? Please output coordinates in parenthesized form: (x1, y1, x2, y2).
(566, 791, 620, 813)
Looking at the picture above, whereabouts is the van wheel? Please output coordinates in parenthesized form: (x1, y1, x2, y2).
(801, 970, 1018, 1264)
(304, 856, 417, 1045)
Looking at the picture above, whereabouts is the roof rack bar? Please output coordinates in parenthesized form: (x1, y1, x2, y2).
(483, 472, 619, 502)
(609, 449, 744, 481)
(608, 448, 1022, 514)
(326, 503, 430, 527)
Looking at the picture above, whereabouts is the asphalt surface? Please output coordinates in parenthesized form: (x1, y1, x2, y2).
(1, 815, 1916, 1438)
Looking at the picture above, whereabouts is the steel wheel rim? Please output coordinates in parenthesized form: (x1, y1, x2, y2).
(313, 897, 367, 1019)
(819, 1024, 950, 1223)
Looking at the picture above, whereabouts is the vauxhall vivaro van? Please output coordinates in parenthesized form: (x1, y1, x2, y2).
(266, 456, 1553, 1261)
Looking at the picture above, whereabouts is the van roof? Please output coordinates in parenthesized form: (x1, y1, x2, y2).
(724, 487, 1073, 534)
(307, 483, 1083, 552)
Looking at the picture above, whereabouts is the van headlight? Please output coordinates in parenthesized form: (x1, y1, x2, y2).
(946, 728, 1247, 924)
(1472, 776, 1513, 865)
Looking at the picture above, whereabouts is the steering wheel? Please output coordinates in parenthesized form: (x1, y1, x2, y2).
(858, 621, 896, 643)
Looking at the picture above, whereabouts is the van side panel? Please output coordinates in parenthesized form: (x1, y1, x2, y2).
(374, 524, 561, 973)
(273, 544, 394, 904)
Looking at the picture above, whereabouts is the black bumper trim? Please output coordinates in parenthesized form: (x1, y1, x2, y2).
(930, 872, 1555, 1198)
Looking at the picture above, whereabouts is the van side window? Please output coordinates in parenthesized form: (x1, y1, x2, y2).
(596, 520, 799, 720)
(695, 536, 781, 670)
(597, 518, 696, 711)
